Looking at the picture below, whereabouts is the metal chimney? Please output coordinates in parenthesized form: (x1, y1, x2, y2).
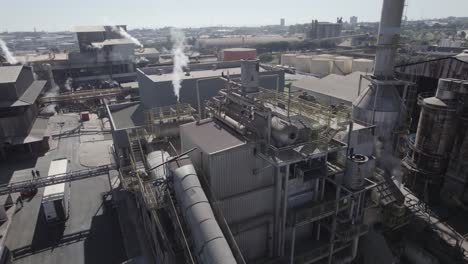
(373, 0, 406, 79)
(352, 0, 407, 157)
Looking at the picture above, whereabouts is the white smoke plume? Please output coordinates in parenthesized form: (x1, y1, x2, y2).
(170, 28, 189, 101)
(0, 38, 18, 64)
(64, 78, 73, 92)
(111, 26, 143, 48)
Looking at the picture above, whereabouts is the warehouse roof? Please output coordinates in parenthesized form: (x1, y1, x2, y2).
(74, 26, 106, 33)
(147, 67, 242, 82)
(180, 119, 246, 154)
(0, 80, 47, 108)
(291, 72, 370, 104)
(0, 65, 23, 84)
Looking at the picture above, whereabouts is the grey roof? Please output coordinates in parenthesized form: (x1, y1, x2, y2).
(18, 80, 47, 105)
(180, 120, 246, 154)
(0, 80, 46, 108)
(74, 26, 106, 33)
(0, 66, 23, 84)
(109, 103, 145, 129)
(291, 72, 370, 104)
(92, 38, 134, 47)
(147, 67, 242, 82)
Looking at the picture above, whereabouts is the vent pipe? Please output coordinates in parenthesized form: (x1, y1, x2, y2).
(373, 0, 406, 79)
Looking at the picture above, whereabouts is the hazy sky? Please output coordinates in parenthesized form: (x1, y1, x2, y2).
(1, 0, 467, 32)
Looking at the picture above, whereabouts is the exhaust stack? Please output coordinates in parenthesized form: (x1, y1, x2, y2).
(373, 0, 406, 79)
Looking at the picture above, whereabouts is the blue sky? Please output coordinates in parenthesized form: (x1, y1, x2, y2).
(1, 0, 467, 32)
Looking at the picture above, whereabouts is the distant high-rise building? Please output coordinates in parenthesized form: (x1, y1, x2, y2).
(280, 18, 285, 27)
(350, 16, 358, 25)
(307, 20, 342, 40)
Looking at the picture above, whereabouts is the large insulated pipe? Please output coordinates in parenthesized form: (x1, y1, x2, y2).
(173, 164, 237, 264)
(373, 0, 406, 79)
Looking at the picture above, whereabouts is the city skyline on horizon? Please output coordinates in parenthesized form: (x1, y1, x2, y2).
(1, 0, 468, 32)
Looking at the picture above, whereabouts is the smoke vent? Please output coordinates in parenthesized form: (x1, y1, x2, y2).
(240, 60, 260, 93)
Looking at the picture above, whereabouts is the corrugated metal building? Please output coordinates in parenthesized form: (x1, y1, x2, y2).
(180, 120, 275, 261)
(0, 65, 48, 158)
(137, 61, 285, 112)
(290, 72, 370, 106)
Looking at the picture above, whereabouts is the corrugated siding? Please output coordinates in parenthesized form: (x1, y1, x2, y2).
(208, 144, 274, 199)
(234, 224, 270, 261)
(219, 186, 275, 225)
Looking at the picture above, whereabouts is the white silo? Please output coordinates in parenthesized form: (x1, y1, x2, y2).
(281, 54, 297, 67)
(295, 55, 313, 73)
(309, 57, 332, 76)
(352, 58, 374, 73)
(333, 56, 353, 75)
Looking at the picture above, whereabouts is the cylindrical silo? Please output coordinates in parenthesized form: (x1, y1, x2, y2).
(295, 55, 313, 73)
(333, 56, 353, 75)
(309, 58, 332, 76)
(344, 154, 373, 190)
(146, 151, 170, 180)
(352, 59, 374, 73)
(281, 54, 296, 67)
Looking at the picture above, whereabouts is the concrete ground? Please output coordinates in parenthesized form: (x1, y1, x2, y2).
(0, 114, 127, 264)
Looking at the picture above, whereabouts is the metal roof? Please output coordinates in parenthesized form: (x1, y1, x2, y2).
(0, 80, 46, 108)
(3, 116, 48, 145)
(291, 72, 370, 104)
(18, 80, 47, 104)
(91, 38, 134, 47)
(0, 65, 23, 84)
(109, 103, 145, 129)
(180, 120, 246, 154)
(395, 56, 468, 80)
(74, 26, 106, 33)
(147, 68, 242, 82)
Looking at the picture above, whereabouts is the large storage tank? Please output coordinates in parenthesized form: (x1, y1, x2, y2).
(222, 48, 257, 61)
(309, 58, 332, 76)
(295, 55, 313, 73)
(281, 54, 296, 67)
(332, 56, 353, 75)
(352, 58, 374, 73)
(315, 54, 335, 59)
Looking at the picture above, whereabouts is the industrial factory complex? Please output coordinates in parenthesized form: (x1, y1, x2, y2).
(0, 0, 468, 264)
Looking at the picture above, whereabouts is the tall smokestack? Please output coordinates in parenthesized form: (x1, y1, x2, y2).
(352, 0, 407, 161)
(373, 0, 406, 79)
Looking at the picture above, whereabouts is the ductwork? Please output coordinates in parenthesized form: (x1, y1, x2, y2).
(172, 164, 237, 264)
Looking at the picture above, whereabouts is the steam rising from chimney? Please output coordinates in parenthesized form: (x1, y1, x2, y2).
(110, 26, 143, 48)
(170, 28, 189, 102)
(0, 38, 18, 64)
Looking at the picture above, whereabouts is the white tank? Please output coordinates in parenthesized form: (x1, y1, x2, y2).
(295, 55, 313, 73)
(315, 54, 335, 59)
(146, 151, 170, 180)
(352, 58, 374, 73)
(333, 56, 353, 75)
(309, 58, 332, 76)
(281, 54, 296, 67)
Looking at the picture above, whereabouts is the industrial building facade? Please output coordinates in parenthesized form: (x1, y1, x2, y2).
(0, 65, 48, 158)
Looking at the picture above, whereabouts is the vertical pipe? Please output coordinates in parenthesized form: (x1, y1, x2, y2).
(358, 75, 363, 96)
(281, 164, 290, 255)
(289, 224, 296, 264)
(275, 166, 282, 255)
(328, 183, 341, 264)
(196, 80, 202, 120)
